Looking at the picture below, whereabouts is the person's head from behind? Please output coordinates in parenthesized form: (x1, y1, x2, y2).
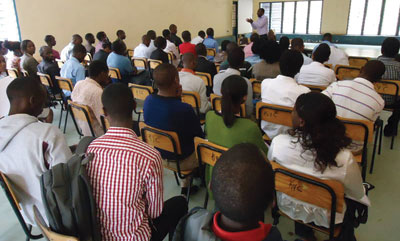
(7, 77, 46, 117)
(292, 92, 352, 172)
(221, 40, 231, 52)
(72, 34, 83, 45)
(102, 41, 112, 53)
(211, 143, 274, 228)
(147, 30, 156, 40)
(102, 83, 135, 125)
(182, 31, 191, 43)
(142, 35, 151, 47)
(221, 75, 247, 127)
(4, 41, 22, 57)
(89, 60, 111, 87)
(44, 35, 56, 47)
(250, 33, 259, 43)
(257, 8, 265, 17)
(112, 40, 127, 56)
(182, 53, 197, 70)
(21, 40, 35, 55)
(260, 40, 280, 64)
(251, 39, 263, 55)
(323, 33, 333, 42)
(360, 60, 386, 83)
(381, 37, 400, 58)
(291, 38, 305, 52)
(96, 31, 107, 42)
(39, 46, 54, 62)
(0, 55, 6, 73)
(169, 24, 177, 34)
(85, 33, 95, 44)
(153, 63, 180, 97)
(279, 36, 290, 52)
(227, 47, 244, 69)
(313, 43, 330, 63)
(195, 43, 207, 57)
(154, 36, 167, 50)
(279, 50, 303, 78)
(72, 44, 87, 62)
(206, 28, 214, 38)
(0, 41, 8, 56)
(162, 29, 171, 40)
(116, 30, 126, 40)
(268, 29, 276, 41)
(198, 30, 206, 39)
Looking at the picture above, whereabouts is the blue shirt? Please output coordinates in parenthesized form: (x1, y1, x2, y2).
(203, 37, 219, 61)
(60, 57, 86, 85)
(106, 52, 134, 84)
(245, 54, 262, 66)
(143, 94, 204, 159)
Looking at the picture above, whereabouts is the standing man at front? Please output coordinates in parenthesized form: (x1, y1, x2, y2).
(246, 8, 268, 39)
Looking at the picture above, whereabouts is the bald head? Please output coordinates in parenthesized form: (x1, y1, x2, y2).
(182, 53, 196, 70)
(142, 35, 150, 47)
(360, 60, 386, 83)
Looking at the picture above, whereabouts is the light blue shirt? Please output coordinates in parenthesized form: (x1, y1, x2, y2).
(312, 40, 337, 53)
(245, 54, 262, 66)
(107, 52, 134, 84)
(60, 57, 85, 86)
(203, 36, 219, 61)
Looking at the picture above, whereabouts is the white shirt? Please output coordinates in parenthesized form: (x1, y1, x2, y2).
(261, 75, 310, 139)
(326, 46, 349, 68)
(60, 42, 74, 61)
(164, 39, 179, 67)
(0, 114, 72, 225)
(146, 40, 157, 58)
(251, 15, 268, 35)
(296, 61, 337, 87)
(0, 76, 14, 117)
(191, 36, 204, 45)
(213, 68, 253, 116)
(322, 77, 384, 122)
(179, 70, 211, 114)
(134, 43, 151, 59)
(302, 53, 312, 65)
(268, 134, 370, 228)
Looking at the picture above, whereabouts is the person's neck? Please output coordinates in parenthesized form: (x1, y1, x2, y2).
(109, 118, 133, 129)
(358, 74, 374, 82)
(8, 106, 33, 117)
(158, 90, 177, 98)
(229, 66, 240, 71)
(219, 214, 260, 232)
(47, 44, 53, 49)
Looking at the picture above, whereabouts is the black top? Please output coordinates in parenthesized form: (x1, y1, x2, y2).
(195, 56, 217, 79)
(171, 34, 183, 47)
(93, 50, 109, 65)
(150, 49, 169, 64)
(37, 60, 61, 94)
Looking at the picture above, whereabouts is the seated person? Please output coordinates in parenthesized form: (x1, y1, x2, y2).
(313, 33, 349, 68)
(261, 50, 310, 139)
(93, 41, 112, 64)
(84, 33, 95, 57)
(5, 41, 22, 71)
(179, 53, 211, 114)
(214, 40, 230, 63)
(213, 47, 253, 116)
(0, 77, 72, 225)
(170, 24, 183, 46)
(239, 34, 249, 45)
(245, 38, 263, 66)
(203, 28, 219, 61)
(37, 46, 62, 94)
(60, 44, 86, 86)
(20, 39, 39, 77)
(244, 33, 259, 58)
(0, 55, 7, 79)
(219, 42, 253, 79)
(44, 35, 60, 60)
(252, 40, 281, 80)
(162, 29, 180, 67)
(297, 43, 336, 86)
(146, 30, 157, 57)
(291, 38, 312, 65)
(71, 60, 111, 137)
(268, 92, 369, 241)
(323, 60, 385, 122)
(116, 29, 126, 42)
(143, 63, 204, 194)
(174, 143, 283, 241)
(133, 34, 151, 59)
(107, 40, 137, 84)
(191, 30, 205, 45)
(61, 34, 82, 61)
(279, 36, 289, 54)
(95, 31, 108, 53)
(150, 36, 169, 64)
(87, 83, 187, 240)
(179, 31, 196, 56)
(194, 43, 217, 79)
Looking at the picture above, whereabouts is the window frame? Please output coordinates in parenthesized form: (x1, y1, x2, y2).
(0, 0, 21, 41)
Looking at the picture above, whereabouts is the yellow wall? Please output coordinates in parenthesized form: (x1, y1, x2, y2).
(252, 0, 351, 35)
(15, 0, 233, 55)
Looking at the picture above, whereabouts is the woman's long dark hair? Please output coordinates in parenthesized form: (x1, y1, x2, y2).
(291, 92, 352, 173)
(221, 75, 248, 127)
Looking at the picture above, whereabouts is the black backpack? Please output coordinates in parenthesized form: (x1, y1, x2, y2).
(40, 136, 101, 241)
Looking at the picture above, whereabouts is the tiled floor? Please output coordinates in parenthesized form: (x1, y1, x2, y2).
(1, 107, 400, 241)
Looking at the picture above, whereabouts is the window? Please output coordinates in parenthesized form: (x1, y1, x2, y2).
(260, 0, 323, 34)
(347, 0, 400, 36)
(0, 0, 19, 41)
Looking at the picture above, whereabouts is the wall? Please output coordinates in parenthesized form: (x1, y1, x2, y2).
(14, 0, 233, 56)
(238, 0, 253, 34)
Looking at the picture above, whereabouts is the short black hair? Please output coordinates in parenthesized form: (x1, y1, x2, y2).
(102, 41, 112, 50)
(195, 43, 207, 56)
(227, 47, 244, 69)
(102, 83, 135, 120)
(154, 36, 167, 49)
(361, 60, 386, 82)
(147, 30, 156, 40)
(212, 143, 274, 224)
(7, 77, 43, 102)
(323, 33, 333, 41)
(182, 31, 191, 42)
(221, 75, 248, 127)
(313, 43, 331, 63)
(44, 35, 54, 44)
(381, 37, 400, 58)
(258, 8, 265, 14)
(89, 60, 109, 78)
(96, 31, 107, 41)
(279, 49, 304, 77)
(260, 40, 281, 64)
(198, 30, 206, 38)
(72, 44, 87, 55)
(162, 29, 170, 38)
(206, 28, 214, 37)
(291, 38, 304, 50)
(250, 33, 259, 42)
(85, 33, 94, 41)
(111, 40, 126, 55)
(153, 63, 178, 90)
(21, 40, 33, 52)
(116, 29, 125, 36)
(279, 36, 290, 52)
(221, 40, 231, 52)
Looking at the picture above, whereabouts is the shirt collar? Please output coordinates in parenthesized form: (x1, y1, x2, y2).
(181, 68, 195, 75)
(276, 74, 296, 82)
(71, 57, 80, 63)
(83, 77, 103, 88)
(207, 36, 214, 39)
(104, 127, 137, 139)
(225, 68, 241, 75)
(353, 77, 375, 89)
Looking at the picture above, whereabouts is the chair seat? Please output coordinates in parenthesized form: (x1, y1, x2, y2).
(263, 134, 271, 142)
(354, 154, 362, 163)
(163, 164, 193, 175)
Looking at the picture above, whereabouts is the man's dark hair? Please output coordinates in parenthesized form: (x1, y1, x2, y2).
(21, 40, 33, 52)
(111, 40, 126, 55)
(44, 35, 54, 44)
(250, 33, 259, 43)
(102, 83, 135, 120)
(323, 33, 333, 42)
(258, 8, 265, 14)
(195, 43, 207, 56)
(153, 63, 178, 90)
(96, 31, 107, 41)
(116, 30, 124, 36)
(279, 36, 290, 52)
(212, 143, 274, 224)
(221, 40, 231, 52)
(102, 41, 112, 50)
(182, 31, 191, 42)
(162, 29, 171, 38)
(147, 30, 156, 40)
(260, 40, 281, 64)
(313, 43, 331, 63)
(7, 77, 43, 102)
(85, 33, 94, 41)
(72, 44, 87, 55)
(381, 37, 400, 58)
(198, 30, 206, 39)
(89, 60, 109, 78)
(206, 28, 214, 37)
(291, 38, 304, 50)
(361, 60, 386, 82)
(154, 36, 167, 49)
(228, 47, 244, 69)
(280, 50, 303, 77)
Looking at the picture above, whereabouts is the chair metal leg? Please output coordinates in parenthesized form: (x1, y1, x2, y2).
(186, 177, 193, 204)
(26, 225, 32, 241)
(173, 172, 180, 186)
(391, 136, 395, 150)
(137, 112, 141, 122)
(379, 123, 383, 155)
(63, 109, 69, 134)
(203, 189, 209, 209)
(370, 126, 380, 174)
(58, 107, 63, 128)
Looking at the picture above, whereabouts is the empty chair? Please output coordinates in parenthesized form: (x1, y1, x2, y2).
(128, 83, 154, 122)
(68, 100, 97, 137)
(127, 49, 134, 59)
(56, 76, 74, 133)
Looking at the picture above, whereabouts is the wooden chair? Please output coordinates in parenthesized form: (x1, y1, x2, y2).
(100, 114, 110, 133)
(324, 63, 333, 69)
(348, 56, 369, 68)
(148, 59, 163, 71)
(0, 173, 43, 241)
(210, 94, 246, 118)
(335, 65, 361, 80)
(249, 78, 262, 99)
(21, 69, 29, 77)
(270, 162, 345, 241)
(84, 52, 92, 62)
(139, 122, 196, 201)
(56, 76, 74, 133)
(7, 68, 20, 78)
(33, 205, 78, 241)
(181, 90, 205, 124)
(195, 72, 213, 88)
(132, 57, 148, 69)
(194, 137, 228, 208)
(109, 67, 122, 81)
(56, 59, 65, 69)
(167, 52, 174, 64)
(127, 49, 134, 59)
(128, 83, 154, 122)
(68, 100, 96, 137)
(215, 63, 221, 72)
(206, 48, 216, 57)
(301, 84, 327, 92)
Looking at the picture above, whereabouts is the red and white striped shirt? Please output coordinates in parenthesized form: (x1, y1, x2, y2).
(86, 127, 163, 241)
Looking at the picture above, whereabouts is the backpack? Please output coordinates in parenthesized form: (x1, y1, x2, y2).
(40, 136, 101, 241)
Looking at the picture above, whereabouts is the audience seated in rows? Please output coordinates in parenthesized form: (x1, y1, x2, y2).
(95, 31, 108, 54)
(252, 40, 281, 80)
(174, 143, 283, 241)
(60, 44, 86, 87)
(37, 46, 62, 94)
(314, 33, 349, 68)
(244, 33, 259, 58)
(179, 31, 197, 56)
(203, 28, 219, 61)
(297, 43, 336, 86)
(191, 30, 205, 45)
(84, 33, 95, 57)
(220, 42, 252, 78)
(92, 41, 112, 64)
(44, 35, 60, 60)
(214, 39, 230, 63)
(107, 40, 137, 84)
(268, 92, 369, 241)
(134, 34, 151, 59)
(194, 43, 217, 79)
(4, 41, 22, 70)
(261, 50, 310, 139)
(213, 47, 253, 116)
(147, 30, 157, 56)
(61, 34, 82, 61)
(170, 24, 183, 46)
(150, 36, 169, 64)
(291, 37, 312, 65)
(86, 83, 187, 240)
(163, 29, 180, 66)
(20, 40, 39, 77)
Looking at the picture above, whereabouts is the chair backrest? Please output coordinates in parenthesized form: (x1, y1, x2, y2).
(374, 80, 399, 102)
(301, 84, 327, 92)
(207, 48, 216, 57)
(339, 116, 374, 144)
(348, 56, 369, 68)
(139, 122, 182, 155)
(0, 172, 21, 210)
(56, 59, 65, 69)
(127, 49, 134, 59)
(56, 76, 74, 92)
(100, 114, 110, 133)
(249, 78, 262, 96)
(324, 63, 333, 69)
(256, 102, 293, 127)
(109, 67, 122, 80)
(84, 52, 92, 62)
(33, 205, 79, 241)
(335, 65, 361, 80)
(37, 72, 53, 87)
(194, 137, 228, 166)
(167, 52, 174, 64)
(21, 69, 29, 77)
(215, 63, 220, 72)
(181, 90, 201, 116)
(68, 100, 96, 137)
(7, 68, 19, 78)
(148, 59, 163, 70)
(195, 72, 213, 88)
(133, 57, 148, 69)
(210, 94, 246, 118)
(128, 83, 154, 101)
